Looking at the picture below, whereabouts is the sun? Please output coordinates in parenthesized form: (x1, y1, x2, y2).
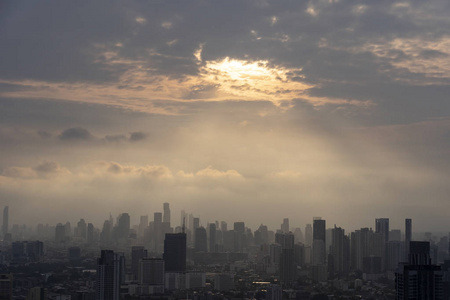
(199, 57, 311, 103)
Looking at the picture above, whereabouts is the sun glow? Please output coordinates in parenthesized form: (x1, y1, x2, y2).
(199, 57, 312, 103)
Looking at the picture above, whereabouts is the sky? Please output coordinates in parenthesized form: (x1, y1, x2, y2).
(1, 0, 450, 232)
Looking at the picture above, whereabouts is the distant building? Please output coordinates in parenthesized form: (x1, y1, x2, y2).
(194, 227, 207, 252)
(312, 218, 326, 266)
(163, 233, 186, 272)
(2, 207, 8, 238)
(163, 203, 170, 225)
(131, 246, 147, 281)
(138, 258, 164, 295)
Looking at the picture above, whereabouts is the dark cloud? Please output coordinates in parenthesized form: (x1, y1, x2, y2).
(59, 127, 93, 141)
(129, 131, 147, 142)
(33, 161, 60, 174)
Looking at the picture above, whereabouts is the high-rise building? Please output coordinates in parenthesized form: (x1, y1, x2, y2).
(305, 224, 313, 246)
(131, 246, 147, 280)
(375, 218, 389, 242)
(209, 223, 216, 252)
(331, 225, 345, 274)
(163, 233, 186, 272)
(312, 218, 326, 265)
(396, 241, 443, 299)
(55, 223, 66, 243)
(163, 203, 170, 225)
(116, 213, 130, 240)
(405, 218, 412, 260)
(87, 223, 94, 244)
(277, 232, 296, 285)
(281, 218, 289, 233)
(138, 258, 165, 286)
(194, 227, 207, 252)
(0, 274, 13, 300)
(96, 250, 124, 300)
(2, 206, 8, 238)
(26, 287, 47, 300)
(139, 215, 148, 239)
(76, 219, 87, 239)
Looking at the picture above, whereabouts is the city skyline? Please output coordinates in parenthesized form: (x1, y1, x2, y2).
(1, 1, 450, 231)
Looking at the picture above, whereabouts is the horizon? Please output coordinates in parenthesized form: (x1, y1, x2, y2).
(1, 1, 450, 233)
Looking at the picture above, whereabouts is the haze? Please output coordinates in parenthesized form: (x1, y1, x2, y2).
(1, 0, 450, 232)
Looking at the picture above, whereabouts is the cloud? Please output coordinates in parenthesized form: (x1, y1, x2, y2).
(59, 127, 93, 141)
(129, 131, 147, 142)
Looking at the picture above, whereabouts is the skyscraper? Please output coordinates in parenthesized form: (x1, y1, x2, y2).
(194, 227, 207, 252)
(396, 241, 443, 299)
(312, 218, 326, 266)
(96, 250, 124, 300)
(209, 223, 216, 252)
(131, 246, 147, 280)
(331, 225, 345, 274)
(163, 202, 170, 225)
(305, 224, 313, 246)
(0, 273, 13, 300)
(2, 206, 8, 238)
(405, 218, 412, 260)
(163, 233, 186, 272)
(375, 218, 389, 242)
(281, 218, 289, 233)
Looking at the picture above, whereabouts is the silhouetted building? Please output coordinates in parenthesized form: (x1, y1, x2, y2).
(96, 250, 125, 300)
(331, 225, 345, 275)
(131, 246, 147, 280)
(163, 233, 186, 272)
(195, 227, 207, 252)
(2, 207, 8, 238)
(396, 241, 443, 300)
(163, 203, 170, 225)
(138, 258, 165, 291)
(0, 274, 12, 300)
(26, 287, 47, 300)
(405, 218, 412, 260)
(312, 218, 326, 265)
(209, 223, 216, 252)
(55, 223, 66, 243)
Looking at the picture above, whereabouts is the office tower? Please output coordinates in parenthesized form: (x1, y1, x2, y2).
(100, 220, 112, 243)
(117, 213, 130, 240)
(277, 232, 296, 285)
(163, 203, 170, 225)
(131, 246, 148, 280)
(26, 287, 47, 300)
(0, 274, 13, 300)
(375, 218, 389, 270)
(293, 227, 304, 244)
(76, 219, 87, 239)
(96, 250, 124, 300)
(305, 224, 313, 246)
(87, 223, 94, 244)
(139, 215, 148, 239)
(2, 206, 8, 238)
(153, 213, 163, 252)
(405, 218, 412, 260)
(194, 227, 207, 252)
(209, 223, 216, 252)
(193, 217, 200, 230)
(281, 218, 289, 233)
(234, 222, 245, 234)
(396, 241, 443, 299)
(387, 241, 403, 270)
(55, 223, 66, 243)
(221, 221, 227, 232)
(163, 233, 186, 272)
(180, 210, 185, 229)
(312, 218, 326, 265)
(138, 258, 165, 286)
(64, 222, 72, 237)
(331, 225, 345, 274)
(375, 218, 389, 242)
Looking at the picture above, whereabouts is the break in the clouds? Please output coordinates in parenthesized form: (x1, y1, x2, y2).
(1, 0, 450, 231)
